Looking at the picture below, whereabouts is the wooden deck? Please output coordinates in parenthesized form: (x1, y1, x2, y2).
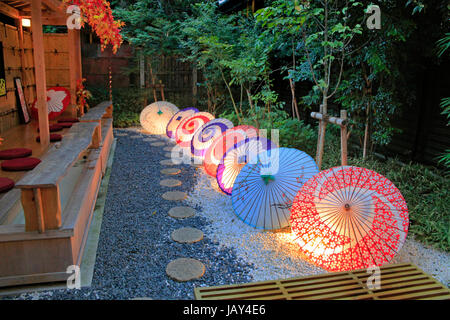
(0, 101, 114, 288)
(194, 263, 450, 300)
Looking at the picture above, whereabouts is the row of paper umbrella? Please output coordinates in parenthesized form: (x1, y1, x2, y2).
(140, 101, 409, 272)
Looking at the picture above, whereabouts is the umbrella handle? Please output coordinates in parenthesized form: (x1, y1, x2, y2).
(261, 175, 275, 185)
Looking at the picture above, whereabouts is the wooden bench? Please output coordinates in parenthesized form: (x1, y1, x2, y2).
(16, 122, 100, 233)
(194, 263, 450, 300)
(79, 101, 113, 149)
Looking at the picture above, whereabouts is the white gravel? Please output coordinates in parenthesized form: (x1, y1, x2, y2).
(187, 167, 450, 287)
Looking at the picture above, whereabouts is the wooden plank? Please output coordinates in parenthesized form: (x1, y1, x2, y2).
(31, 0, 49, 147)
(0, 2, 20, 19)
(0, 224, 73, 242)
(194, 264, 450, 300)
(16, 122, 99, 188)
(80, 101, 113, 122)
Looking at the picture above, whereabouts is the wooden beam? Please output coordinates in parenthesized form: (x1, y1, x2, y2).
(0, 2, 20, 19)
(42, 0, 65, 13)
(31, 0, 50, 147)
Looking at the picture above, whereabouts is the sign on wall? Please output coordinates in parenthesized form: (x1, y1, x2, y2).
(0, 42, 6, 97)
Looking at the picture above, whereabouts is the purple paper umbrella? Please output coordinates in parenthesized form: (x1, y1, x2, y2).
(166, 107, 198, 139)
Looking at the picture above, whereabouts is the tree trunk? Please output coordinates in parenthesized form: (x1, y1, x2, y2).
(220, 69, 242, 123)
(316, 97, 328, 170)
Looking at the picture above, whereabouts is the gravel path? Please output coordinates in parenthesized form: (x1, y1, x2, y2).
(4, 128, 253, 300)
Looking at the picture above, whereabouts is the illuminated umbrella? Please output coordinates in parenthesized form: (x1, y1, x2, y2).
(174, 112, 214, 148)
(191, 118, 234, 163)
(232, 148, 319, 230)
(140, 101, 179, 135)
(204, 125, 258, 177)
(31, 87, 70, 120)
(290, 166, 409, 272)
(166, 107, 198, 139)
(217, 136, 273, 195)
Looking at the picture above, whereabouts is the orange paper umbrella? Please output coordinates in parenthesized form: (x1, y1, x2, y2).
(290, 166, 409, 272)
(31, 87, 70, 120)
(174, 112, 214, 148)
(203, 125, 258, 177)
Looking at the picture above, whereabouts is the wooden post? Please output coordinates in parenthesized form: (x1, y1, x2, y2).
(139, 50, 145, 89)
(340, 110, 348, 166)
(68, 29, 78, 114)
(31, 0, 49, 147)
(311, 108, 349, 168)
(192, 66, 198, 106)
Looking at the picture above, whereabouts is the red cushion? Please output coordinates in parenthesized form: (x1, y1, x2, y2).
(0, 177, 14, 193)
(58, 118, 79, 123)
(36, 134, 62, 142)
(37, 124, 63, 132)
(1, 157, 41, 171)
(58, 122, 73, 128)
(0, 148, 32, 160)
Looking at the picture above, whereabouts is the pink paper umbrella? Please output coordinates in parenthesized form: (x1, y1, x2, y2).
(31, 87, 70, 120)
(290, 166, 409, 272)
(190, 118, 234, 163)
(203, 125, 258, 177)
(216, 136, 273, 195)
(175, 112, 214, 148)
(166, 107, 198, 139)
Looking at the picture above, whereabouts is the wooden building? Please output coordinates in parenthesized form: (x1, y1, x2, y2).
(0, 0, 114, 288)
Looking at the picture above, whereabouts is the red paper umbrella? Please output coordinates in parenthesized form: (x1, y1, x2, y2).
(174, 112, 214, 148)
(203, 125, 258, 177)
(290, 166, 409, 272)
(31, 87, 71, 120)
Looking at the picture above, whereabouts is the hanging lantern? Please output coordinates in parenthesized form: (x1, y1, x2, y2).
(290, 166, 409, 272)
(31, 87, 70, 120)
(166, 107, 199, 139)
(203, 125, 258, 177)
(216, 136, 273, 195)
(191, 118, 234, 163)
(232, 148, 319, 230)
(174, 112, 214, 148)
(140, 101, 179, 135)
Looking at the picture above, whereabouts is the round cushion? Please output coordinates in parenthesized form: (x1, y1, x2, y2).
(36, 134, 62, 142)
(1, 157, 41, 171)
(58, 118, 79, 123)
(58, 122, 73, 128)
(0, 177, 14, 193)
(0, 148, 32, 160)
(37, 124, 63, 132)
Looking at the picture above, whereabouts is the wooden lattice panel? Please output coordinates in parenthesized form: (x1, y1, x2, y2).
(194, 263, 450, 300)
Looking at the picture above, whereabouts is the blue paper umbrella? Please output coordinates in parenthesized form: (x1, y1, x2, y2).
(231, 147, 319, 230)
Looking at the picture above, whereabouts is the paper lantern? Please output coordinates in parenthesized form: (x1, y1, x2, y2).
(140, 101, 179, 135)
(174, 112, 214, 148)
(166, 107, 199, 139)
(203, 125, 258, 177)
(232, 148, 318, 230)
(290, 166, 409, 272)
(191, 118, 234, 163)
(31, 87, 70, 120)
(216, 136, 273, 195)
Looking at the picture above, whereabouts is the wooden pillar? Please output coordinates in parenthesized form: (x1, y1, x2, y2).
(68, 29, 82, 116)
(31, 0, 49, 147)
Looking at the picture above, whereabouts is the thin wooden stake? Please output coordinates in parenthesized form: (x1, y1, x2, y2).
(340, 109, 348, 166)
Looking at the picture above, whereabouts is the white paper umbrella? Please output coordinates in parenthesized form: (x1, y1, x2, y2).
(190, 118, 234, 163)
(140, 101, 179, 135)
(174, 112, 215, 148)
(216, 137, 273, 195)
(232, 148, 319, 230)
(290, 166, 409, 272)
(166, 107, 198, 139)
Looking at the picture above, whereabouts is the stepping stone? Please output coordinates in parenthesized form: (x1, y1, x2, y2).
(171, 227, 203, 244)
(162, 191, 187, 201)
(164, 153, 172, 158)
(151, 142, 166, 147)
(163, 146, 173, 152)
(132, 297, 153, 300)
(160, 179, 182, 187)
(160, 159, 177, 166)
(166, 258, 205, 282)
(130, 135, 142, 139)
(115, 132, 127, 136)
(168, 206, 196, 219)
(161, 168, 181, 175)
